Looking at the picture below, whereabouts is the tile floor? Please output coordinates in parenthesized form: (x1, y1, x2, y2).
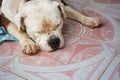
(0, 0, 120, 80)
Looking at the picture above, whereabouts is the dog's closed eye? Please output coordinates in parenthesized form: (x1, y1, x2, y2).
(57, 22, 62, 27)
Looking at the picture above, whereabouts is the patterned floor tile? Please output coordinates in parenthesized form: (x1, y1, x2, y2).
(0, 0, 120, 80)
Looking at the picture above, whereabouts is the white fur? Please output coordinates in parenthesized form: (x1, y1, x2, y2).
(1, 0, 65, 51)
(23, 0, 65, 51)
(1, 0, 24, 29)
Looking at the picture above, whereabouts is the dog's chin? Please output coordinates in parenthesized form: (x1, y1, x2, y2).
(49, 46, 64, 52)
(39, 45, 64, 52)
(40, 45, 60, 52)
(39, 45, 53, 52)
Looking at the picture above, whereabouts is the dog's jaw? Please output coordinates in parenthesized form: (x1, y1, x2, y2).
(27, 24, 65, 52)
(36, 35, 53, 51)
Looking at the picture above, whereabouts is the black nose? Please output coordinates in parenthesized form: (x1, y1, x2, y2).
(48, 37, 60, 50)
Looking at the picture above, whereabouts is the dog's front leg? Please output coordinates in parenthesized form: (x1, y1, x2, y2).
(64, 6, 101, 28)
(6, 23, 40, 55)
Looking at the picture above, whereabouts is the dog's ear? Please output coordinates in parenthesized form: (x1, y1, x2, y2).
(14, 10, 26, 31)
(52, 1, 66, 19)
(57, 3, 66, 19)
(10, 0, 26, 31)
(1, 0, 26, 31)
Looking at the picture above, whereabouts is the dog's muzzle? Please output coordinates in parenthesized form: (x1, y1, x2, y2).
(48, 36, 60, 51)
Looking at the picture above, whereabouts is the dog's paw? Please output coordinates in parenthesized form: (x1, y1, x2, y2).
(82, 17, 101, 28)
(21, 40, 40, 55)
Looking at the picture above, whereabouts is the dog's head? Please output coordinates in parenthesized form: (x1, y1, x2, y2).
(15, 0, 66, 51)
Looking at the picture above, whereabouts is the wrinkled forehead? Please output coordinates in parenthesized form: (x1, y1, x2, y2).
(23, 1, 63, 31)
(40, 19, 56, 34)
(20, 1, 42, 14)
(23, 1, 63, 22)
(20, 0, 60, 14)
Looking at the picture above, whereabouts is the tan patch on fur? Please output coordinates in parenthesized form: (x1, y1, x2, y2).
(21, 17, 25, 27)
(0, 0, 2, 7)
(41, 19, 56, 34)
(1, 14, 10, 29)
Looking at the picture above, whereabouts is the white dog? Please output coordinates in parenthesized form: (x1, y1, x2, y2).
(1, 0, 101, 55)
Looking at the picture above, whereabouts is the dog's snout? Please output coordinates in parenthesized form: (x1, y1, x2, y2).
(48, 37, 60, 50)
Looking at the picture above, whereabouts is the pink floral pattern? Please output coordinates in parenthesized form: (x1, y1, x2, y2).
(0, 0, 120, 80)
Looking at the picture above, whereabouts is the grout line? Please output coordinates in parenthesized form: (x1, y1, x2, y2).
(0, 53, 29, 80)
(98, 48, 120, 80)
(72, 34, 120, 79)
(0, 53, 19, 68)
(1, 67, 28, 80)
(98, 54, 116, 80)
(0, 51, 28, 80)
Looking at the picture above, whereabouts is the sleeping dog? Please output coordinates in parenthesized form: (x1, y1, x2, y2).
(0, 0, 101, 55)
